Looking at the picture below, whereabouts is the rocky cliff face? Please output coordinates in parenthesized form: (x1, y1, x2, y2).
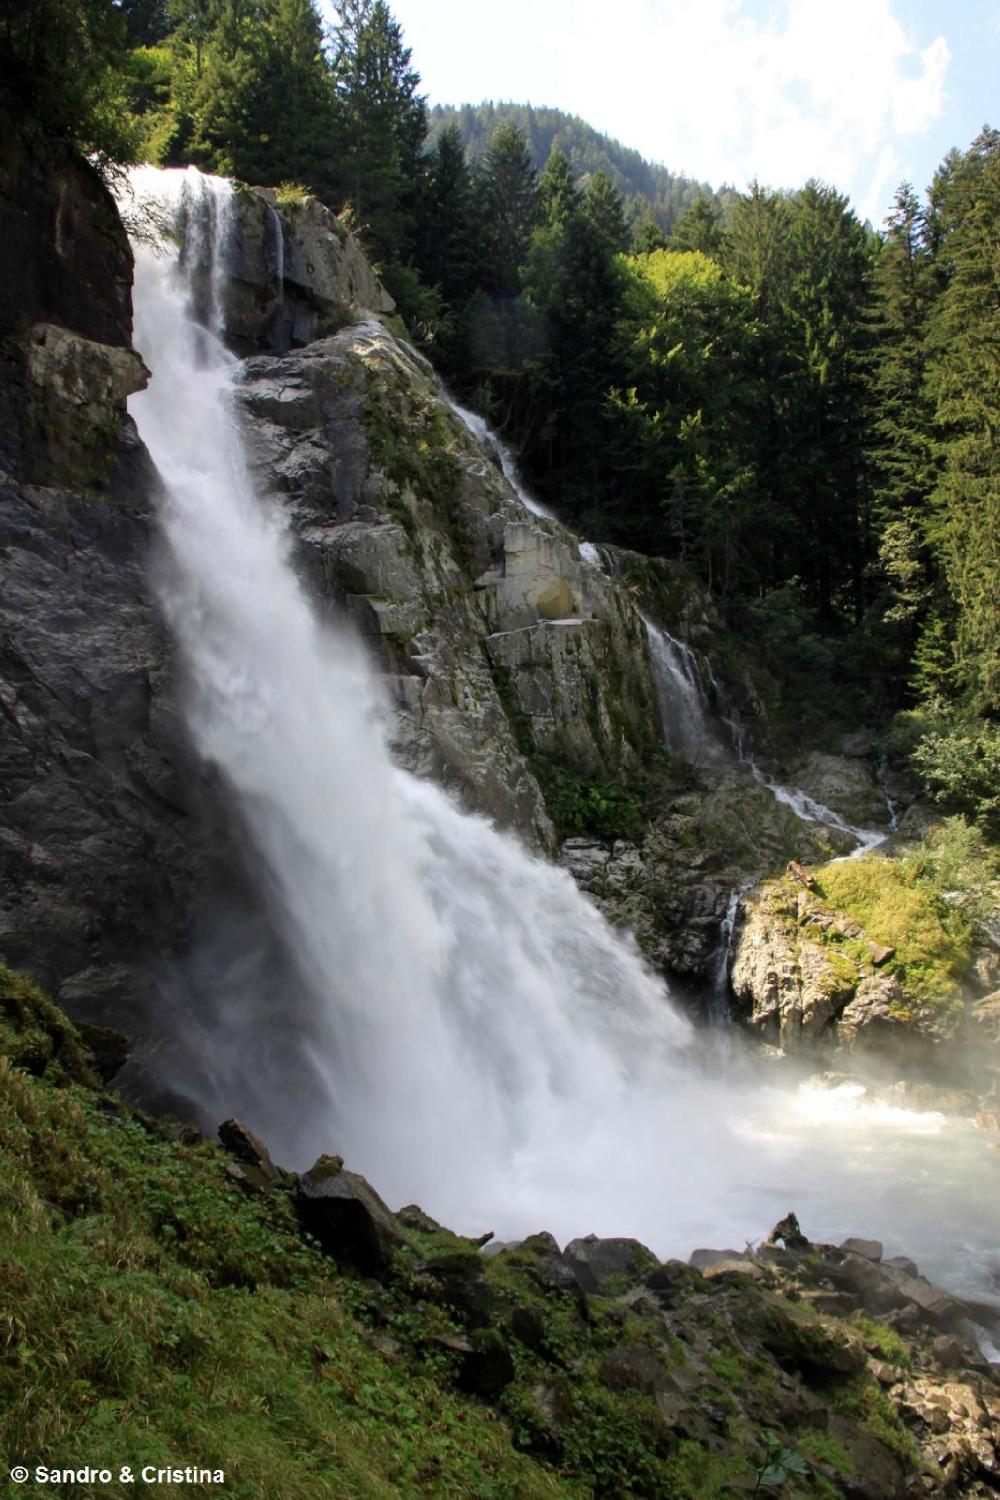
(729, 867, 1000, 1113)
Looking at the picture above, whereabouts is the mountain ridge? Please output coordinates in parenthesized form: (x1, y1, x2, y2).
(427, 100, 739, 232)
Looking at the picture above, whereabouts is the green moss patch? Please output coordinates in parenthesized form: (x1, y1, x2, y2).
(814, 853, 971, 1006)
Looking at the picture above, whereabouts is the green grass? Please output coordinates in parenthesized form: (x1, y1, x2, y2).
(0, 975, 566, 1499)
(795, 1428, 854, 1475)
(851, 1316, 909, 1370)
(0, 968, 930, 1498)
(812, 842, 974, 1007)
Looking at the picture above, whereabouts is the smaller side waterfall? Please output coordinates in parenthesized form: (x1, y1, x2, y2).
(642, 615, 724, 765)
(266, 201, 285, 294)
(447, 396, 557, 520)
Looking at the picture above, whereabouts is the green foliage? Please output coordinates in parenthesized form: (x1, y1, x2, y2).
(532, 759, 647, 841)
(832, 1377, 918, 1466)
(813, 837, 975, 1006)
(0, 990, 568, 1498)
(0, 965, 95, 1087)
(852, 1315, 909, 1369)
(794, 1427, 854, 1476)
(427, 101, 736, 238)
(747, 1432, 810, 1492)
(1, 0, 139, 164)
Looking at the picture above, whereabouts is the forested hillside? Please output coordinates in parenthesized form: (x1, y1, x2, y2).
(427, 101, 737, 235)
(2, 0, 997, 833)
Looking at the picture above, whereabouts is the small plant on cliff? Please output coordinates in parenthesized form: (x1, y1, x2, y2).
(744, 1432, 810, 1492)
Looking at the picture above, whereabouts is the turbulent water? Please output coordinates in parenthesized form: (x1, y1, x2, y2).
(124, 168, 998, 1321)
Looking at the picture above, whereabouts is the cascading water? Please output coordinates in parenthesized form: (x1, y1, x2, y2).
(124, 167, 998, 1319)
(643, 612, 888, 856)
(447, 395, 557, 521)
(642, 615, 726, 766)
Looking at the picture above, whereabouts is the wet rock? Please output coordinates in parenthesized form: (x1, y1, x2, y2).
(529, 1378, 574, 1435)
(396, 1203, 443, 1234)
(600, 1344, 670, 1394)
(419, 1251, 493, 1328)
(883, 1254, 920, 1278)
(296, 1155, 410, 1274)
(701, 1259, 765, 1283)
(822, 1250, 890, 1306)
(76, 1021, 129, 1085)
(825, 1414, 906, 1500)
(931, 1335, 969, 1369)
(878, 1264, 969, 1329)
(225, 1161, 275, 1195)
(689, 1248, 749, 1269)
(218, 1118, 282, 1183)
(456, 1327, 515, 1398)
(563, 1234, 661, 1294)
(733, 1289, 864, 1377)
(508, 1303, 549, 1355)
(645, 1260, 704, 1305)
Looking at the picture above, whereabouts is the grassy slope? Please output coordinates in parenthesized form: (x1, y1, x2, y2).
(1, 965, 925, 1500)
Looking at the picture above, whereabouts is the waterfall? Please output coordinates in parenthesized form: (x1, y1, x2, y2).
(447, 395, 557, 521)
(267, 201, 285, 293)
(642, 615, 725, 765)
(121, 167, 999, 1305)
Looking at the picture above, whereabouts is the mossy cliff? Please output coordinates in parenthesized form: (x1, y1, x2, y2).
(3, 969, 998, 1499)
(729, 820, 1000, 1095)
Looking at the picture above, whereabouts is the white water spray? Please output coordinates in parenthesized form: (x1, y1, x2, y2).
(124, 168, 998, 1307)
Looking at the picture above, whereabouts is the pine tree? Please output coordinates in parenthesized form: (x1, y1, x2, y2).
(482, 123, 538, 293)
(868, 184, 939, 653)
(924, 128, 1000, 715)
(185, 0, 335, 191)
(327, 0, 425, 263)
(537, 147, 581, 227)
(413, 123, 480, 305)
(584, 171, 629, 254)
(1, 0, 135, 160)
(670, 195, 723, 258)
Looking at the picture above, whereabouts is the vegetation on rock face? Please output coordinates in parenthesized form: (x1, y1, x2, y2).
(813, 817, 996, 1006)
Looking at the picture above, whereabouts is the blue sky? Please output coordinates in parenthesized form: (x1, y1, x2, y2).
(379, 0, 995, 227)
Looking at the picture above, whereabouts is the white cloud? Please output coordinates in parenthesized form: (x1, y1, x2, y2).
(387, 0, 950, 222)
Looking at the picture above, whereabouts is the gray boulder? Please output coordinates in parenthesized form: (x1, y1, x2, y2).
(296, 1155, 410, 1274)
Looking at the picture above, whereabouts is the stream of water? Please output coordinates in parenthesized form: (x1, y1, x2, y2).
(123, 167, 998, 1328)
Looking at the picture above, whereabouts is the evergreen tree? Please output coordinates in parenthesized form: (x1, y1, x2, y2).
(584, 171, 629, 254)
(670, 195, 723, 258)
(327, 0, 426, 262)
(482, 123, 538, 293)
(413, 123, 480, 305)
(868, 183, 938, 658)
(1, 0, 135, 161)
(537, 147, 581, 227)
(924, 128, 1000, 715)
(184, 0, 335, 191)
